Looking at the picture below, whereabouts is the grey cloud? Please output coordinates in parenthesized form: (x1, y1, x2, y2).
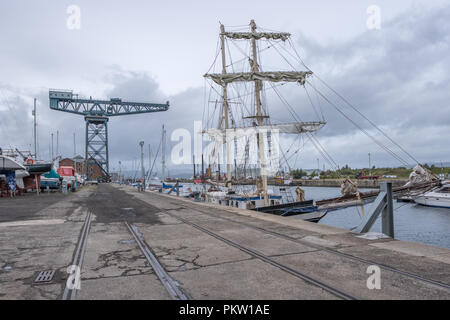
(1, 2, 449, 171)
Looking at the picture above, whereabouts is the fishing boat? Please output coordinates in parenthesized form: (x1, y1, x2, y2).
(201, 20, 327, 221)
(414, 183, 450, 208)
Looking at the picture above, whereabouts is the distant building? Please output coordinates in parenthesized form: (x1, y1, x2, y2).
(73, 155, 85, 174)
(59, 156, 104, 180)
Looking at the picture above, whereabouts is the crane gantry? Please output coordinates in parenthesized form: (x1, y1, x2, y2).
(49, 90, 169, 181)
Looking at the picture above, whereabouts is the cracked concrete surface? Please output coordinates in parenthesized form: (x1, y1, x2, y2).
(1, 183, 449, 300)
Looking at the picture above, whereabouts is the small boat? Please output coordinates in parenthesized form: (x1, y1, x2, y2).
(252, 200, 328, 222)
(40, 169, 61, 190)
(162, 182, 183, 189)
(0, 155, 26, 170)
(414, 183, 450, 208)
(25, 162, 52, 175)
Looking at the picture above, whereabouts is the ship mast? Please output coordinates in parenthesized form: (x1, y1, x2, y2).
(250, 20, 269, 206)
(204, 20, 323, 207)
(220, 24, 232, 190)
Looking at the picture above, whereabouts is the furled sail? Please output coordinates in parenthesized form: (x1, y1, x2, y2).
(222, 32, 291, 41)
(204, 71, 313, 86)
(202, 122, 326, 137)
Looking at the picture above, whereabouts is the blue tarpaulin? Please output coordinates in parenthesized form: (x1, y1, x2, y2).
(0, 170, 16, 191)
(43, 169, 60, 179)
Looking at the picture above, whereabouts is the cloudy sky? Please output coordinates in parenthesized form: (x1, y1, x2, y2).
(0, 0, 449, 175)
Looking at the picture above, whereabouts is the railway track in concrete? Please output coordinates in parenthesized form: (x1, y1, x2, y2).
(159, 208, 358, 300)
(125, 222, 190, 300)
(163, 199, 450, 293)
(62, 211, 92, 300)
(62, 214, 190, 300)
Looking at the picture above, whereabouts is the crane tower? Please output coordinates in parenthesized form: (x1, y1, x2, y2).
(49, 90, 169, 181)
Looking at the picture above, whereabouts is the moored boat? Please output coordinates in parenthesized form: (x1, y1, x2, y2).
(414, 183, 450, 208)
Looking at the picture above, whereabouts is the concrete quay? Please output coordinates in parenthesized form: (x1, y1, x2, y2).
(0, 183, 449, 300)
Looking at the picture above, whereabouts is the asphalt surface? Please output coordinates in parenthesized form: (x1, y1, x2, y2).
(0, 183, 449, 300)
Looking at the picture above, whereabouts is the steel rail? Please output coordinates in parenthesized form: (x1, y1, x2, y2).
(161, 210, 357, 300)
(169, 200, 450, 292)
(62, 211, 92, 300)
(125, 222, 189, 300)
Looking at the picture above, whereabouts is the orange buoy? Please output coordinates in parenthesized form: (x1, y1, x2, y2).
(26, 158, 34, 165)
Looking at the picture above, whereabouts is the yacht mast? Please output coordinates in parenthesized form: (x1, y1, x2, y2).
(220, 24, 232, 190)
(33, 98, 38, 160)
(250, 19, 269, 206)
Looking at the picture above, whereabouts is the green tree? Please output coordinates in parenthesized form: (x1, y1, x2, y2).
(291, 169, 307, 179)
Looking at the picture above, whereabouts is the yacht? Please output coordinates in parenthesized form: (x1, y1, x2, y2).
(414, 183, 450, 208)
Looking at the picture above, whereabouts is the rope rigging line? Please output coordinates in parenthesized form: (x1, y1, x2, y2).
(286, 37, 419, 166)
(226, 38, 253, 122)
(313, 74, 421, 166)
(270, 82, 340, 171)
(304, 84, 324, 121)
(145, 139, 162, 182)
(306, 80, 410, 167)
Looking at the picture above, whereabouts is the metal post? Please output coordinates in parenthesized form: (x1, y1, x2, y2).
(105, 122, 109, 178)
(201, 154, 204, 182)
(84, 120, 88, 179)
(51, 133, 54, 161)
(119, 161, 122, 184)
(162, 125, 166, 182)
(193, 154, 196, 179)
(382, 182, 394, 237)
(353, 182, 394, 238)
(148, 144, 152, 175)
(139, 141, 145, 191)
(33, 98, 37, 160)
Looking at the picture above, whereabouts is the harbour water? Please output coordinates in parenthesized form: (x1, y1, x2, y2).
(290, 186, 450, 250)
(182, 184, 450, 249)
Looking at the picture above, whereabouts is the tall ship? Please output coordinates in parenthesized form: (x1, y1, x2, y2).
(201, 20, 327, 222)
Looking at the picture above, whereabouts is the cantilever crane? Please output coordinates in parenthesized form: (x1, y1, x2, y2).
(49, 90, 169, 181)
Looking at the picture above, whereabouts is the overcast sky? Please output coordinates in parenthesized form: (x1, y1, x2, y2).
(0, 0, 449, 174)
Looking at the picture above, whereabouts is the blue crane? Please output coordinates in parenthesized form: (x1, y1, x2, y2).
(49, 90, 169, 181)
